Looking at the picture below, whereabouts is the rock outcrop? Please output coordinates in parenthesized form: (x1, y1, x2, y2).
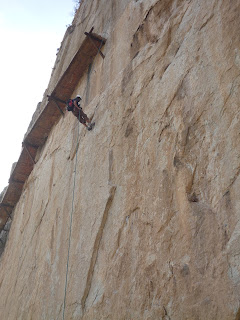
(0, 0, 240, 319)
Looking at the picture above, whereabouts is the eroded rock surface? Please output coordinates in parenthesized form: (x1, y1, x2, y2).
(0, 0, 240, 319)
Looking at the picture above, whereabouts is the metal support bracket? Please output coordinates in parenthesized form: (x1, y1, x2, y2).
(84, 27, 106, 59)
(47, 95, 66, 104)
(47, 95, 65, 117)
(1, 206, 12, 220)
(9, 179, 25, 185)
(0, 204, 14, 209)
(23, 142, 36, 165)
(53, 100, 64, 117)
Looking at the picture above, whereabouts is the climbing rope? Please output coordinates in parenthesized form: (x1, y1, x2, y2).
(62, 111, 81, 320)
(62, 37, 104, 320)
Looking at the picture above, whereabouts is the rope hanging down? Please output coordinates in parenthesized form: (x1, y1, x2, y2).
(62, 36, 104, 320)
(62, 111, 81, 320)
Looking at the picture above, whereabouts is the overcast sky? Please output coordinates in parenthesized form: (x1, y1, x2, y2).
(0, 0, 77, 192)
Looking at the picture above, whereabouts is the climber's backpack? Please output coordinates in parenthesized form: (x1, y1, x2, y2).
(67, 99, 74, 111)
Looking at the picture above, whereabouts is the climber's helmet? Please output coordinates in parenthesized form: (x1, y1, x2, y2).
(76, 95, 82, 100)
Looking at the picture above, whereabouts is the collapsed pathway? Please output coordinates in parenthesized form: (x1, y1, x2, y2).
(0, 28, 106, 253)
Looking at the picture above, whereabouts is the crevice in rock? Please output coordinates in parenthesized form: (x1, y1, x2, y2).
(220, 74, 240, 116)
(199, 13, 214, 31)
(225, 167, 240, 192)
(158, 123, 170, 142)
(162, 68, 191, 118)
(112, 207, 140, 258)
(81, 185, 116, 312)
(11, 199, 49, 294)
(163, 305, 172, 320)
(30, 200, 49, 243)
(188, 192, 199, 202)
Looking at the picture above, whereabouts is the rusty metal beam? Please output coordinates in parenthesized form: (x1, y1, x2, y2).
(47, 95, 66, 105)
(84, 32, 105, 59)
(53, 100, 64, 117)
(1, 206, 12, 220)
(23, 142, 36, 165)
(84, 27, 106, 44)
(9, 178, 25, 184)
(24, 142, 39, 149)
(0, 204, 14, 208)
(47, 95, 66, 117)
(0, 28, 107, 236)
(0, 219, 11, 233)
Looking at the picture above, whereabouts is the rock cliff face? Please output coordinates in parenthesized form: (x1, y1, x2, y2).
(0, 0, 240, 319)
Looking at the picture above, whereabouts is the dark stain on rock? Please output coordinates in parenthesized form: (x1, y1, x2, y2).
(188, 192, 199, 202)
(67, 24, 75, 34)
(50, 225, 54, 250)
(176, 77, 188, 100)
(173, 155, 182, 168)
(223, 190, 232, 209)
(180, 264, 190, 277)
(121, 63, 133, 95)
(125, 123, 133, 137)
(158, 123, 170, 142)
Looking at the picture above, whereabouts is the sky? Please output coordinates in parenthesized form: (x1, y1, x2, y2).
(0, 0, 78, 192)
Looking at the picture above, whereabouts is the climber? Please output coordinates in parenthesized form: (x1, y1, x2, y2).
(67, 95, 93, 131)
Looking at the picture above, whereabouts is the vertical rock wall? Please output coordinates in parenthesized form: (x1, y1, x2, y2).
(0, 0, 240, 319)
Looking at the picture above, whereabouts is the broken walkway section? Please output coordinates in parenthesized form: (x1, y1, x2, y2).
(0, 28, 106, 248)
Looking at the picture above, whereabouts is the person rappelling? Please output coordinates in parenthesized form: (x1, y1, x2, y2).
(67, 95, 94, 130)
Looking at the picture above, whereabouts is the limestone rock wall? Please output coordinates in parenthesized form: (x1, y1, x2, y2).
(0, 0, 240, 319)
